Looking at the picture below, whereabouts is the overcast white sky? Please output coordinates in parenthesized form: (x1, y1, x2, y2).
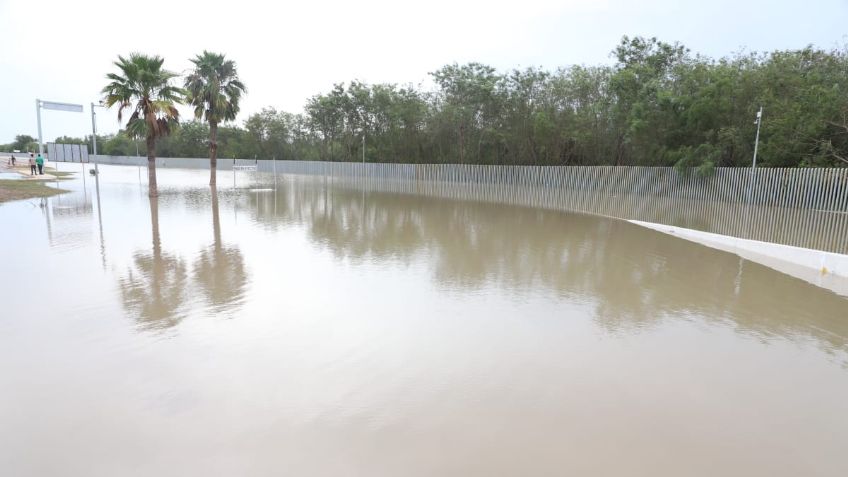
(0, 0, 846, 144)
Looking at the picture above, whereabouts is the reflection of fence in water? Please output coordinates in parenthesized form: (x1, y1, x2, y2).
(260, 161, 848, 254)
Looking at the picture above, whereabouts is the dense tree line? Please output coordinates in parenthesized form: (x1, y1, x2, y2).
(297, 37, 848, 170)
(6, 37, 847, 169)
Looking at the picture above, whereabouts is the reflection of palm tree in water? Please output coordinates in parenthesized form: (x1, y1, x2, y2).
(193, 186, 247, 312)
(120, 196, 188, 330)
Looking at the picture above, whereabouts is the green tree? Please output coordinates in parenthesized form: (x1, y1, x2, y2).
(102, 53, 183, 196)
(12, 134, 37, 152)
(431, 63, 501, 163)
(244, 107, 298, 160)
(609, 36, 690, 165)
(185, 51, 247, 186)
(102, 131, 145, 156)
(306, 85, 346, 161)
(53, 135, 87, 145)
(156, 120, 209, 158)
(0, 134, 38, 152)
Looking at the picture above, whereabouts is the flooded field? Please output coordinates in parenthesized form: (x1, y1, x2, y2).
(1, 164, 847, 476)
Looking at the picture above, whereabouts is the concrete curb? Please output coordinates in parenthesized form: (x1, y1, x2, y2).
(630, 220, 848, 297)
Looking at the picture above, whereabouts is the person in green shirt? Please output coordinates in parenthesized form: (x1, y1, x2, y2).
(36, 153, 44, 175)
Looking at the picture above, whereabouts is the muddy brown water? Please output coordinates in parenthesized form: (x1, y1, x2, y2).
(1, 164, 847, 476)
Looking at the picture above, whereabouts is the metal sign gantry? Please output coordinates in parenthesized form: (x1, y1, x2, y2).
(36, 99, 84, 154)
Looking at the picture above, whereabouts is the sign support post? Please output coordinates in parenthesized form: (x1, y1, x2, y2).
(35, 99, 84, 160)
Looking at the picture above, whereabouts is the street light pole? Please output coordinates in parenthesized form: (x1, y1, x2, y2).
(90, 102, 105, 175)
(90, 102, 98, 155)
(747, 106, 763, 204)
(752, 106, 763, 172)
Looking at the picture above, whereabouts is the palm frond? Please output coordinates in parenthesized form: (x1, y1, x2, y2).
(184, 50, 246, 125)
(101, 52, 184, 141)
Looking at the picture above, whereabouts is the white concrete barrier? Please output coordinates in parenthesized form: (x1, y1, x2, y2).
(631, 220, 848, 297)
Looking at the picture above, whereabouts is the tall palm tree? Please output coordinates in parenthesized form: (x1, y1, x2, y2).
(185, 51, 246, 186)
(102, 54, 183, 197)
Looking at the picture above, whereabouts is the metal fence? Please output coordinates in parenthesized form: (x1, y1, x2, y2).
(264, 161, 846, 209)
(88, 156, 848, 254)
(265, 161, 848, 255)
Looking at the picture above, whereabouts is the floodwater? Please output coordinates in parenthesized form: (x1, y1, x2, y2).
(1, 164, 847, 477)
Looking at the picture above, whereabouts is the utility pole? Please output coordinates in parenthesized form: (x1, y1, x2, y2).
(362, 134, 365, 164)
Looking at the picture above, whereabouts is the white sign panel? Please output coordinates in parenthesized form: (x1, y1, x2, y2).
(46, 143, 91, 162)
(54, 144, 65, 162)
(41, 101, 83, 113)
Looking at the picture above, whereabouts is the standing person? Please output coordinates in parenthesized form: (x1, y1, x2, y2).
(36, 153, 44, 175)
(10, 155, 15, 166)
(29, 154, 36, 175)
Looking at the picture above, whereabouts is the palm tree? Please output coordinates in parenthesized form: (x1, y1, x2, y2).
(102, 54, 183, 197)
(185, 51, 246, 186)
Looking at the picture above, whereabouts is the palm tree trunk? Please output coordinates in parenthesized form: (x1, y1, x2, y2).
(146, 136, 158, 197)
(209, 121, 218, 186)
(149, 195, 161, 259)
(211, 185, 221, 251)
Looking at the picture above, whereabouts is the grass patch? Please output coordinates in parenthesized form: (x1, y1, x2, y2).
(46, 169, 75, 178)
(3, 166, 76, 179)
(0, 180, 69, 203)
